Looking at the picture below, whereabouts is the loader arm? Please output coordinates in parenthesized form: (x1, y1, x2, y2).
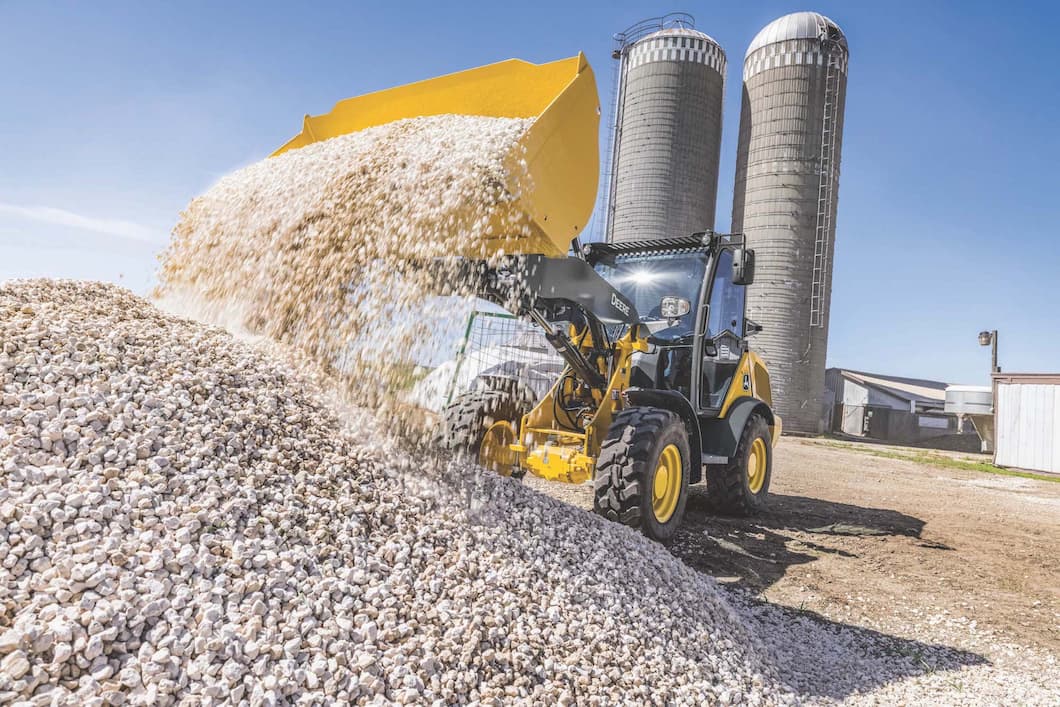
(475, 255, 639, 327)
(468, 254, 639, 395)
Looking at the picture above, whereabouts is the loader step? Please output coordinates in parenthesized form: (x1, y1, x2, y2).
(702, 453, 729, 464)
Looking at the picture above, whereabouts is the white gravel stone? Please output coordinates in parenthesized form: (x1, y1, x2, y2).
(1, 650, 30, 679)
(0, 630, 21, 654)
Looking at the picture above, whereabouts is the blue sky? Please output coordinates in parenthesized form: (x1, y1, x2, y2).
(2, 1, 1058, 385)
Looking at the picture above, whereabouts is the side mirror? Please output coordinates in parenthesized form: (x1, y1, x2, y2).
(732, 248, 755, 286)
(744, 318, 764, 337)
(660, 296, 691, 319)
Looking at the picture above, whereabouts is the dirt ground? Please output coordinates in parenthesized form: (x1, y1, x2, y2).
(527, 437, 1060, 655)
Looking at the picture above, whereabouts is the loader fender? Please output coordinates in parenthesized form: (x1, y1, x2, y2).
(700, 397, 775, 462)
(623, 388, 703, 484)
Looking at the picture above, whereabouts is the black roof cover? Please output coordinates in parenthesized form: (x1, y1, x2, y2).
(583, 232, 745, 265)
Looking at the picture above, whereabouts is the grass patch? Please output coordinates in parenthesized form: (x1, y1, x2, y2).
(818, 441, 1060, 484)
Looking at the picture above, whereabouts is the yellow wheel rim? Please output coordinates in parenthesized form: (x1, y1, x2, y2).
(652, 444, 682, 523)
(478, 420, 517, 477)
(747, 437, 768, 494)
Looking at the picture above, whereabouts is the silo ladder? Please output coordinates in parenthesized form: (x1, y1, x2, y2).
(809, 49, 842, 328)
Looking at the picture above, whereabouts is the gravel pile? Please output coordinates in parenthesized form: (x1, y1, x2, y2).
(0, 280, 794, 705)
(156, 115, 536, 407)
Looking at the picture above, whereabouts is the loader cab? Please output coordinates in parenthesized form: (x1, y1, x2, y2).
(593, 248, 705, 400)
(588, 234, 754, 418)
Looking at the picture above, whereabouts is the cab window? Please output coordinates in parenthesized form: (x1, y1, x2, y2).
(596, 252, 707, 336)
(706, 250, 745, 338)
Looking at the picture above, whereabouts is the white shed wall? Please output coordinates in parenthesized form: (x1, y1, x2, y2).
(995, 383, 1060, 473)
(842, 380, 868, 407)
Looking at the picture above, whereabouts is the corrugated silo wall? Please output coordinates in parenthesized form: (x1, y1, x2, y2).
(731, 39, 848, 434)
(610, 34, 726, 243)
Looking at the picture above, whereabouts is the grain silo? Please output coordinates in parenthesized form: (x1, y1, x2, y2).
(605, 15, 726, 244)
(731, 11, 849, 434)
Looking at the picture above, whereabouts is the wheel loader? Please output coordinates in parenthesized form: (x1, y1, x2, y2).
(445, 236, 780, 541)
(272, 52, 780, 541)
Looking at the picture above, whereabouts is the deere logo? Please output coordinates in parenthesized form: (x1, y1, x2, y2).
(611, 293, 630, 316)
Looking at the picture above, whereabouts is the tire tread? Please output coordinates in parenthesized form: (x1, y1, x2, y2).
(706, 413, 771, 516)
(593, 407, 688, 541)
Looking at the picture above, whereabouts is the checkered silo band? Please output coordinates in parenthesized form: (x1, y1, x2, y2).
(627, 35, 727, 75)
(743, 39, 849, 80)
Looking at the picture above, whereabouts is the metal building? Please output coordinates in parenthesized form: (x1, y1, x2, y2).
(731, 12, 849, 433)
(826, 368, 980, 450)
(994, 373, 1060, 474)
(605, 15, 726, 244)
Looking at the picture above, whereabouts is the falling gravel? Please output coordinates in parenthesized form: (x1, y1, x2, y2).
(0, 280, 792, 705)
(155, 115, 537, 408)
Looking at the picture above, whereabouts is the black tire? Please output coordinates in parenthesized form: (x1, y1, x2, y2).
(594, 407, 691, 542)
(706, 413, 772, 516)
(441, 390, 527, 475)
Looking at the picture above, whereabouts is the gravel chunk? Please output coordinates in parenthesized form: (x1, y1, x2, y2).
(1, 650, 30, 679)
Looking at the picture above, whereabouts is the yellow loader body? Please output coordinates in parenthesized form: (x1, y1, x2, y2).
(506, 343, 779, 485)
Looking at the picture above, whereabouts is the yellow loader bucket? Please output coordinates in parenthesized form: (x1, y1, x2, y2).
(272, 54, 600, 257)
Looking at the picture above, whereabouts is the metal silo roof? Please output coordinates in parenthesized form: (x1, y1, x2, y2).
(745, 11, 847, 57)
(640, 26, 721, 46)
(625, 26, 727, 73)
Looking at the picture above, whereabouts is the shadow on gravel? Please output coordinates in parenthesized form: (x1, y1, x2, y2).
(730, 592, 989, 700)
(672, 488, 940, 590)
(664, 480, 995, 698)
